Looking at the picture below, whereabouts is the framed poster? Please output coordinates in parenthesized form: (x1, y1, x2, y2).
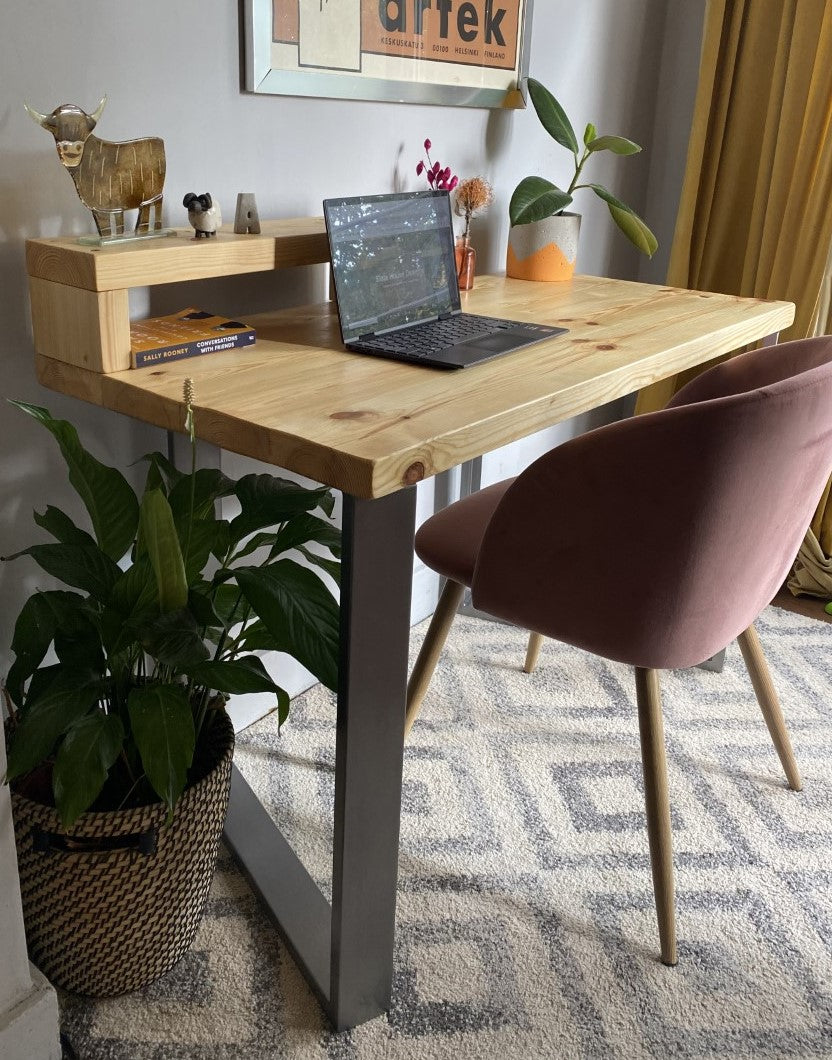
(244, 0, 534, 108)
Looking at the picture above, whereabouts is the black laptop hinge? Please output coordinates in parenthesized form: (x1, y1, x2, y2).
(438, 312, 454, 321)
(358, 332, 376, 341)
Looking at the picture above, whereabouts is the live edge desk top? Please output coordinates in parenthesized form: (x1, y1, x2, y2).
(32, 269, 795, 499)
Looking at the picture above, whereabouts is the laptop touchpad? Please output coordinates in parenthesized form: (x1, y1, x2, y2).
(467, 332, 526, 351)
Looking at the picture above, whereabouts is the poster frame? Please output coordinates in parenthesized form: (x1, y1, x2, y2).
(244, 0, 534, 109)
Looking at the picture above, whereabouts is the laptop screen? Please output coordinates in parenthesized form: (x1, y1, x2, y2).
(323, 191, 460, 344)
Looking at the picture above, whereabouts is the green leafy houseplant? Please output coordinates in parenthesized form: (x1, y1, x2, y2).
(2, 393, 340, 828)
(509, 77, 658, 257)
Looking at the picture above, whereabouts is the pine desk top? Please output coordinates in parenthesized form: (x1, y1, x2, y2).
(35, 274, 795, 499)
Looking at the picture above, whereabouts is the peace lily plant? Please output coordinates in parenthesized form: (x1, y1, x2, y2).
(509, 77, 658, 257)
(2, 390, 340, 827)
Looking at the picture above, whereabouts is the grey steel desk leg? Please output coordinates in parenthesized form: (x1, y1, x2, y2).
(225, 485, 417, 1031)
(330, 487, 417, 1028)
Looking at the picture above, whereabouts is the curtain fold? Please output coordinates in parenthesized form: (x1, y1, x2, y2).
(635, 0, 832, 417)
(635, 0, 832, 598)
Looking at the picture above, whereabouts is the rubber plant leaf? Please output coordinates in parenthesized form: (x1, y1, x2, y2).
(527, 77, 579, 154)
(53, 711, 125, 827)
(509, 177, 573, 227)
(586, 135, 642, 156)
(235, 559, 340, 691)
(128, 684, 195, 814)
(139, 488, 188, 612)
(587, 184, 658, 257)
(10, 401, 139, 561)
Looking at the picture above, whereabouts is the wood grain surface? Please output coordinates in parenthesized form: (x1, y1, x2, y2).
(25, 218, 329, 292)
(35, 273, 795, 499)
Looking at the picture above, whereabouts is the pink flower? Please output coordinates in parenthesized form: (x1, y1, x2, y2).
(415, 138, 458, 193)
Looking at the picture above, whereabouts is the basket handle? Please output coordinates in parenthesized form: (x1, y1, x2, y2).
(31, 825, 158, 856)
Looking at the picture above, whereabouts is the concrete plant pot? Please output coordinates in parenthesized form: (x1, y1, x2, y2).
(506, 212, 582, 282)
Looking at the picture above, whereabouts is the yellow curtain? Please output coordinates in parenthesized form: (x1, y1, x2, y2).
(635, 0, 832, 415)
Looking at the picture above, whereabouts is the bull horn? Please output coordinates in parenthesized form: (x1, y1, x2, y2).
(23, 102, 50, 127)
(89, 95, 107, 125)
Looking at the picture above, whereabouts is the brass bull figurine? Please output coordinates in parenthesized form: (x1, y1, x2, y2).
(25, 96, 165, 238)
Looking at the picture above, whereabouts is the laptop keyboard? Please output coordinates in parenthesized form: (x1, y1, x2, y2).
(356, 314, 513, 355)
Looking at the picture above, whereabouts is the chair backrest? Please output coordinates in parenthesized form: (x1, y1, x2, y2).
(472, 336, 832, 669)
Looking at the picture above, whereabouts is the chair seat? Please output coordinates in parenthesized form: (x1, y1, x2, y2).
(415, 479, 514, 586)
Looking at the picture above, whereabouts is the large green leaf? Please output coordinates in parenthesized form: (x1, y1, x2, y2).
(5, 669, 100, 781)
(229, 475, 335, 546)
(236, 560, 340, 691)
(109, 557, 159, 625)
(187, 655, 283, 695)
(509, 177, 573, 227)
(52, 711, 124, 826)
(5, 590, 88, 705)
(234, 619, 280, 653)
(168, 469, 235, 524)
(33, 505, 97, 548)
(527, 77, 579, 154)
(298, 546, 341, 586)
(586, 134, 642, 156)
(140, 609, 209, 669)
(9, 541, 122, 600)
(271, 513, 342, 559)
(11, 401, 139, 560)
(179, 518, 229, 583)
(140, 489, 188, 612)
(128, 684, 195, 813)
(139, 451, 185, 491)
(53, 610, 105, 673)
(587, 184, 658, 257)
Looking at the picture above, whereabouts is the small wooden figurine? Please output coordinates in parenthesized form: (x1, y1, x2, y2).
(183, 193, 221, 238)
(24, 96, 166, 238)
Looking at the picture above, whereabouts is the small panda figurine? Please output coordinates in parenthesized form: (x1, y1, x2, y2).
(183, 192, 221, 238)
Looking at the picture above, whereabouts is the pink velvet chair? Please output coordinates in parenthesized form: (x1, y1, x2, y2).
(406, 335, 832, 965)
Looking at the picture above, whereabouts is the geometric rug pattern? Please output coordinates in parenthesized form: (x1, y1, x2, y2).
(59, 604, 832, 1058)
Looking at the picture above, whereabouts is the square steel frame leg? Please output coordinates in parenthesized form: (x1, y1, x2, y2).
(224, 487, 417, 1030)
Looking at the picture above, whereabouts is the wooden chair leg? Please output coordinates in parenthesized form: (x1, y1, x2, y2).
(405, 580, 465, 738)
(737, 624, 802, 791)
(634, 667, 677, 966)
(524, 632, 544, 673)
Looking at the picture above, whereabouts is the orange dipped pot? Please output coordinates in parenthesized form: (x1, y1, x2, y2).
(506, 212, 581, 282)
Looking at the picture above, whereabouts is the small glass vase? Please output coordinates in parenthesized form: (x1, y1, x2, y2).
(455, 235, 476, 291)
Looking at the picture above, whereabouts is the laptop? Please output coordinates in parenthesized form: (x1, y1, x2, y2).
(323, 190, 568, 369)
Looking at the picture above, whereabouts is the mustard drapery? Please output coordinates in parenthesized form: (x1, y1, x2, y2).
(635, 0, 832, 416)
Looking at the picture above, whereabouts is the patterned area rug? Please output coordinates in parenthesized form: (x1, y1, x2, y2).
(59, 605, 832, 1058)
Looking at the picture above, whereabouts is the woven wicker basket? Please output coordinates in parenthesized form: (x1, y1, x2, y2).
(10, 709, 234, 997)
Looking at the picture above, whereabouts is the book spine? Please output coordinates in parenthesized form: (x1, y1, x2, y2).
(132, 330, 255, 369)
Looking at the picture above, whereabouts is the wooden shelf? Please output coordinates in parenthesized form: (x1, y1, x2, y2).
(25, 218, 329, 373)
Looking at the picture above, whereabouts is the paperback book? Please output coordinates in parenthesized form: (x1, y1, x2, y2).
(130, 308, 256, 368)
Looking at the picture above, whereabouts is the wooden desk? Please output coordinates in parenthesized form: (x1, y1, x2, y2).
(30, 262, 794, 1029)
